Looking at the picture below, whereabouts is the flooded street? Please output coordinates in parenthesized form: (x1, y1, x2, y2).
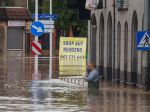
(0, 53, 150, 112)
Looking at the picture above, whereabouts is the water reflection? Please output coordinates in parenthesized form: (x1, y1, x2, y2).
(28, 79, 87, 112)
(0, 54, 150, 112)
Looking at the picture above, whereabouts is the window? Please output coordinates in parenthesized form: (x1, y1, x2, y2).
(116, 0, 128, 10)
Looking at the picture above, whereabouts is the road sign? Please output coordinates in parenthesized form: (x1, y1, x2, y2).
(43, 14, 58, 20)
(39, 20, 54, 24)
(44, 25, 54, 29)
(39, 20, 54, 33)
(137, 32, 150, 50)
(44, 28, 54, 33)
(30, 21, 44, 36)
(32, 41, 42, 55)
(32, 14, 58, 20)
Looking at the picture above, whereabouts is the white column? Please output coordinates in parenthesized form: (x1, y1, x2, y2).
(142, 0, 149, 91)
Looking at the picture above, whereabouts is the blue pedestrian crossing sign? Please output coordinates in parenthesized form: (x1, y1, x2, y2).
(136, 32, 150, 50)
(30, 21, 44, 36)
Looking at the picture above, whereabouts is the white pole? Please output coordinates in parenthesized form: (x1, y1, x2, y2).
(27, 0, 28, 9)
(35, 0, 38, 77)
(49, 0, 52, 79)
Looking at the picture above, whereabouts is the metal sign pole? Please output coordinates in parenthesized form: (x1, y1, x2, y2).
(27, 0, 28, 9)
(35, 0, 38, 77)
(49, 0, 52, 79)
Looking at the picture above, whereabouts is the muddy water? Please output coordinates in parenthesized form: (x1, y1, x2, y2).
(0, 55, 150, 112)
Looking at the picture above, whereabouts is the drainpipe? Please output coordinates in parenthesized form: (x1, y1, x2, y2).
(88, 20, 91, 66)
(143, 0, 150, 91)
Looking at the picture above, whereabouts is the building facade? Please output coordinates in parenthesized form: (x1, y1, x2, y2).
(0, 0, 27, 7)
(89, 0, 144, 85)
(0, 7, 32, 53)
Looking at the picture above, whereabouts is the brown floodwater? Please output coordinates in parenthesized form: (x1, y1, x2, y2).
(0, 53, 150, 112)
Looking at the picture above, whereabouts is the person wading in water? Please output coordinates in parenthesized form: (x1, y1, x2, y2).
(86, 63, 100, 89)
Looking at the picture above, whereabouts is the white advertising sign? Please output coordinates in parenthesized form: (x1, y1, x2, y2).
(8, 20, 25, 26)
(85, 0, 99, 10)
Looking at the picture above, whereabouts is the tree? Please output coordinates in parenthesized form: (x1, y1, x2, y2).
(0, 0, 13, 6)
(28, 0, 87, 37)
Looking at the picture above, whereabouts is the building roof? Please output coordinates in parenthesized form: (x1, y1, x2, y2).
(0, 7, 32, 20)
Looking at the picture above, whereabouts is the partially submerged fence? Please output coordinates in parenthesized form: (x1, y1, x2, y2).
(60, 77, 87, 86)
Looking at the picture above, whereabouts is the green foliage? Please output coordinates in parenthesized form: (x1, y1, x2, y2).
(28, 1, 34, 13)
(51, 0, 79, 31)
(0, 0, 13, 6)
(28, 0, 87, 36)
(52, 0, 87, 35)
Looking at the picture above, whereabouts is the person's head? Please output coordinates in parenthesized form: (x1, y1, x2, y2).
(88, 63, 96, 70)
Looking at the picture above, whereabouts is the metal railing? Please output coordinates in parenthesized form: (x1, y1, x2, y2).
(60, 77, 87, 86)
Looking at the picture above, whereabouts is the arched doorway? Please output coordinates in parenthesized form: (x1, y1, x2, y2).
(90, 14, 97, 65)
(99, 13, 104, 75)
(116, 22, 121, 82)
(124, 22, 128, 82)
(107, 12, 113, 81)
(131, 11, 138, 84)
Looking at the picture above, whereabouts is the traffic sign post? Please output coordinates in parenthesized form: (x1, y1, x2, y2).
(34, 0, 39, 79)
(49, 0, 53, 80)
(31, 0, 54, 80)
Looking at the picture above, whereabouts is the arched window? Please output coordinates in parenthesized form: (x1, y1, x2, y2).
(107, 12, 113, 81)
(99, 13, 104, 75)
(124, 22, 128, 82)
(131, 11, 138, 84)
